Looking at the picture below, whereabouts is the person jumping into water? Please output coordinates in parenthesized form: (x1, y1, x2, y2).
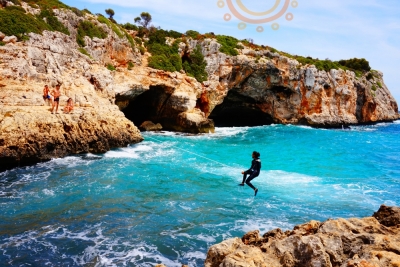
(239, 151, 261, 196)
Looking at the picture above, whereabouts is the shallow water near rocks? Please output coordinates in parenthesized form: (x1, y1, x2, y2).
(1, 122, 400, 266)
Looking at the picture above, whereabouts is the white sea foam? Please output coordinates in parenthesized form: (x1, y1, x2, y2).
(233, 219, 294, 234)
(213, 127, 249, 137)
(263, 170, 319, 185)
(42, 189, 55, 196)
(184, 251, 207, 260)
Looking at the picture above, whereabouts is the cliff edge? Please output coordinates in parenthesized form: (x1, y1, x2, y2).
(205, 205, 400, 267)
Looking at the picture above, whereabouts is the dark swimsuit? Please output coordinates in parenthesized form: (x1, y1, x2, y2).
(54, 97, 60, 102)
(242, 158, 261, 190)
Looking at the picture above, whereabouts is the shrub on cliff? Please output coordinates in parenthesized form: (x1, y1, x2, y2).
(121, 23, 138, 31)
(185, 30, 200, 39)
(216, 35, 240, 56)
(26, 0, 70, 10)
(38, 9, 69, 35)
(183, 45, 208, 82)
(338, 58, 371, 72)
(0, 6, 49, 40)
(97, 14, 123, 38)
(76, 20, 107, 47)
(146, 29, 183, 72)
(148, 54, 182, 72)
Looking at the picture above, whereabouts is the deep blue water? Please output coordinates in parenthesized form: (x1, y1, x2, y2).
(1, 122, 399, 266)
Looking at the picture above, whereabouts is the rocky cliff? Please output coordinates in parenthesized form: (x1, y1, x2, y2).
(204, 205, 400, 267)
(0, 0, 399, 170)
(0, 3, 144, 171)
(114, 38, 399, 130)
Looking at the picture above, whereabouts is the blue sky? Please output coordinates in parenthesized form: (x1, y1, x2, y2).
(62, 0, 400, 104)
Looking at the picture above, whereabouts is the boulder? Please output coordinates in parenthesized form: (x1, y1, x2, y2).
(3, 35, 17, 44)
(0, 32, 5, 41)
(373, 204, 400, 227)
(139, 121, 163, 131)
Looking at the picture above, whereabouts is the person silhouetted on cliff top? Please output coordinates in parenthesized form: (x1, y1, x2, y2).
(239, 151, 261, 196)
(51, 84, 61, 114)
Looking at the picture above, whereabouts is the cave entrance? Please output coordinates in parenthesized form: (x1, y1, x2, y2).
(209, 90, 274, 127)
(120, 85, 173, 127)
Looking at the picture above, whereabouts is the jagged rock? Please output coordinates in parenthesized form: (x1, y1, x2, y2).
(0, 32, 5, 41)
(3, 35, 17, 44)
(373, 204, 400, 227)
(139, 121, 162, 131)
(204, 206, 400, 267)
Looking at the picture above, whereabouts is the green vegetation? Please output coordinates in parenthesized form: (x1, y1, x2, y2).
(138, 46, 145, 55)
(278, 51, 373, 74)
(215, 35, 241, 56)
(149, 54, 182, 72)
(82, 8, 92, 15)
(183, 45, 208, 82)
(25, 0, 70, 10)
(78, 47, 92, 58)
(121, 23, 138, 31)
(76, 20, 107, 47)
(372, 85, 377, 91)
(97, 15, 123, 38)
(8, 0, 21, 5)
(366, 72, 374, 81)
(0, 41, 5, 46)
(0, 6, 50, 41)
(124, 31, 135, 50)
(145, 29, 207, 82)
(134, 12, 152, 28)
(105, 8, 114, 19)
(134, 37, 142, 45)
(38, 9, 69, 35)
(338, 58, 371, 72)
(146, 29, 183, 72)
(147, 38, 182, 72)
(128, 61, 134, 70)
(71, 7, 83, 17)
(377, 81, 383, 88)
(107, 63, 115, 71)
(185, 30, 200, 39)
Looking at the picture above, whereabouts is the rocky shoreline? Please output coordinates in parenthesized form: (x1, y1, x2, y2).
(203, 205, 400, 267)
(0, 1, 399, 171)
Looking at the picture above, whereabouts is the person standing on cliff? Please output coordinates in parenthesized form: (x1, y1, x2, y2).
(50, 84, 61, 114)
(42, 85, 52, 106)
(239, 151, 261, 196)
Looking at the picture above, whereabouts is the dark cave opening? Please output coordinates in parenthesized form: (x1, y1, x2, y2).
(209, 90, 274, 127)
(120, 85, 173, 127)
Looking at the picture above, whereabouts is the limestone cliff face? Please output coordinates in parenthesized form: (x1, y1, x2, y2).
(0, 5, 143, 171)
(191, 39, 399, 127)
(0, 1, 399, 170)
(204, 205, 400, 267)
(115, 37, 399, 129)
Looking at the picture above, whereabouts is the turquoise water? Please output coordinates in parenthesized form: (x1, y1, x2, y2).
(1, 122, 400, 266)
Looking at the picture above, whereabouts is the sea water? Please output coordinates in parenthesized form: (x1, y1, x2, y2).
(1, 122, 399, 266)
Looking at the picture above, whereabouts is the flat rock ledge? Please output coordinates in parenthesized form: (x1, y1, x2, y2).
(204, 205, 400, 267)
(0, 106, 143, 172)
